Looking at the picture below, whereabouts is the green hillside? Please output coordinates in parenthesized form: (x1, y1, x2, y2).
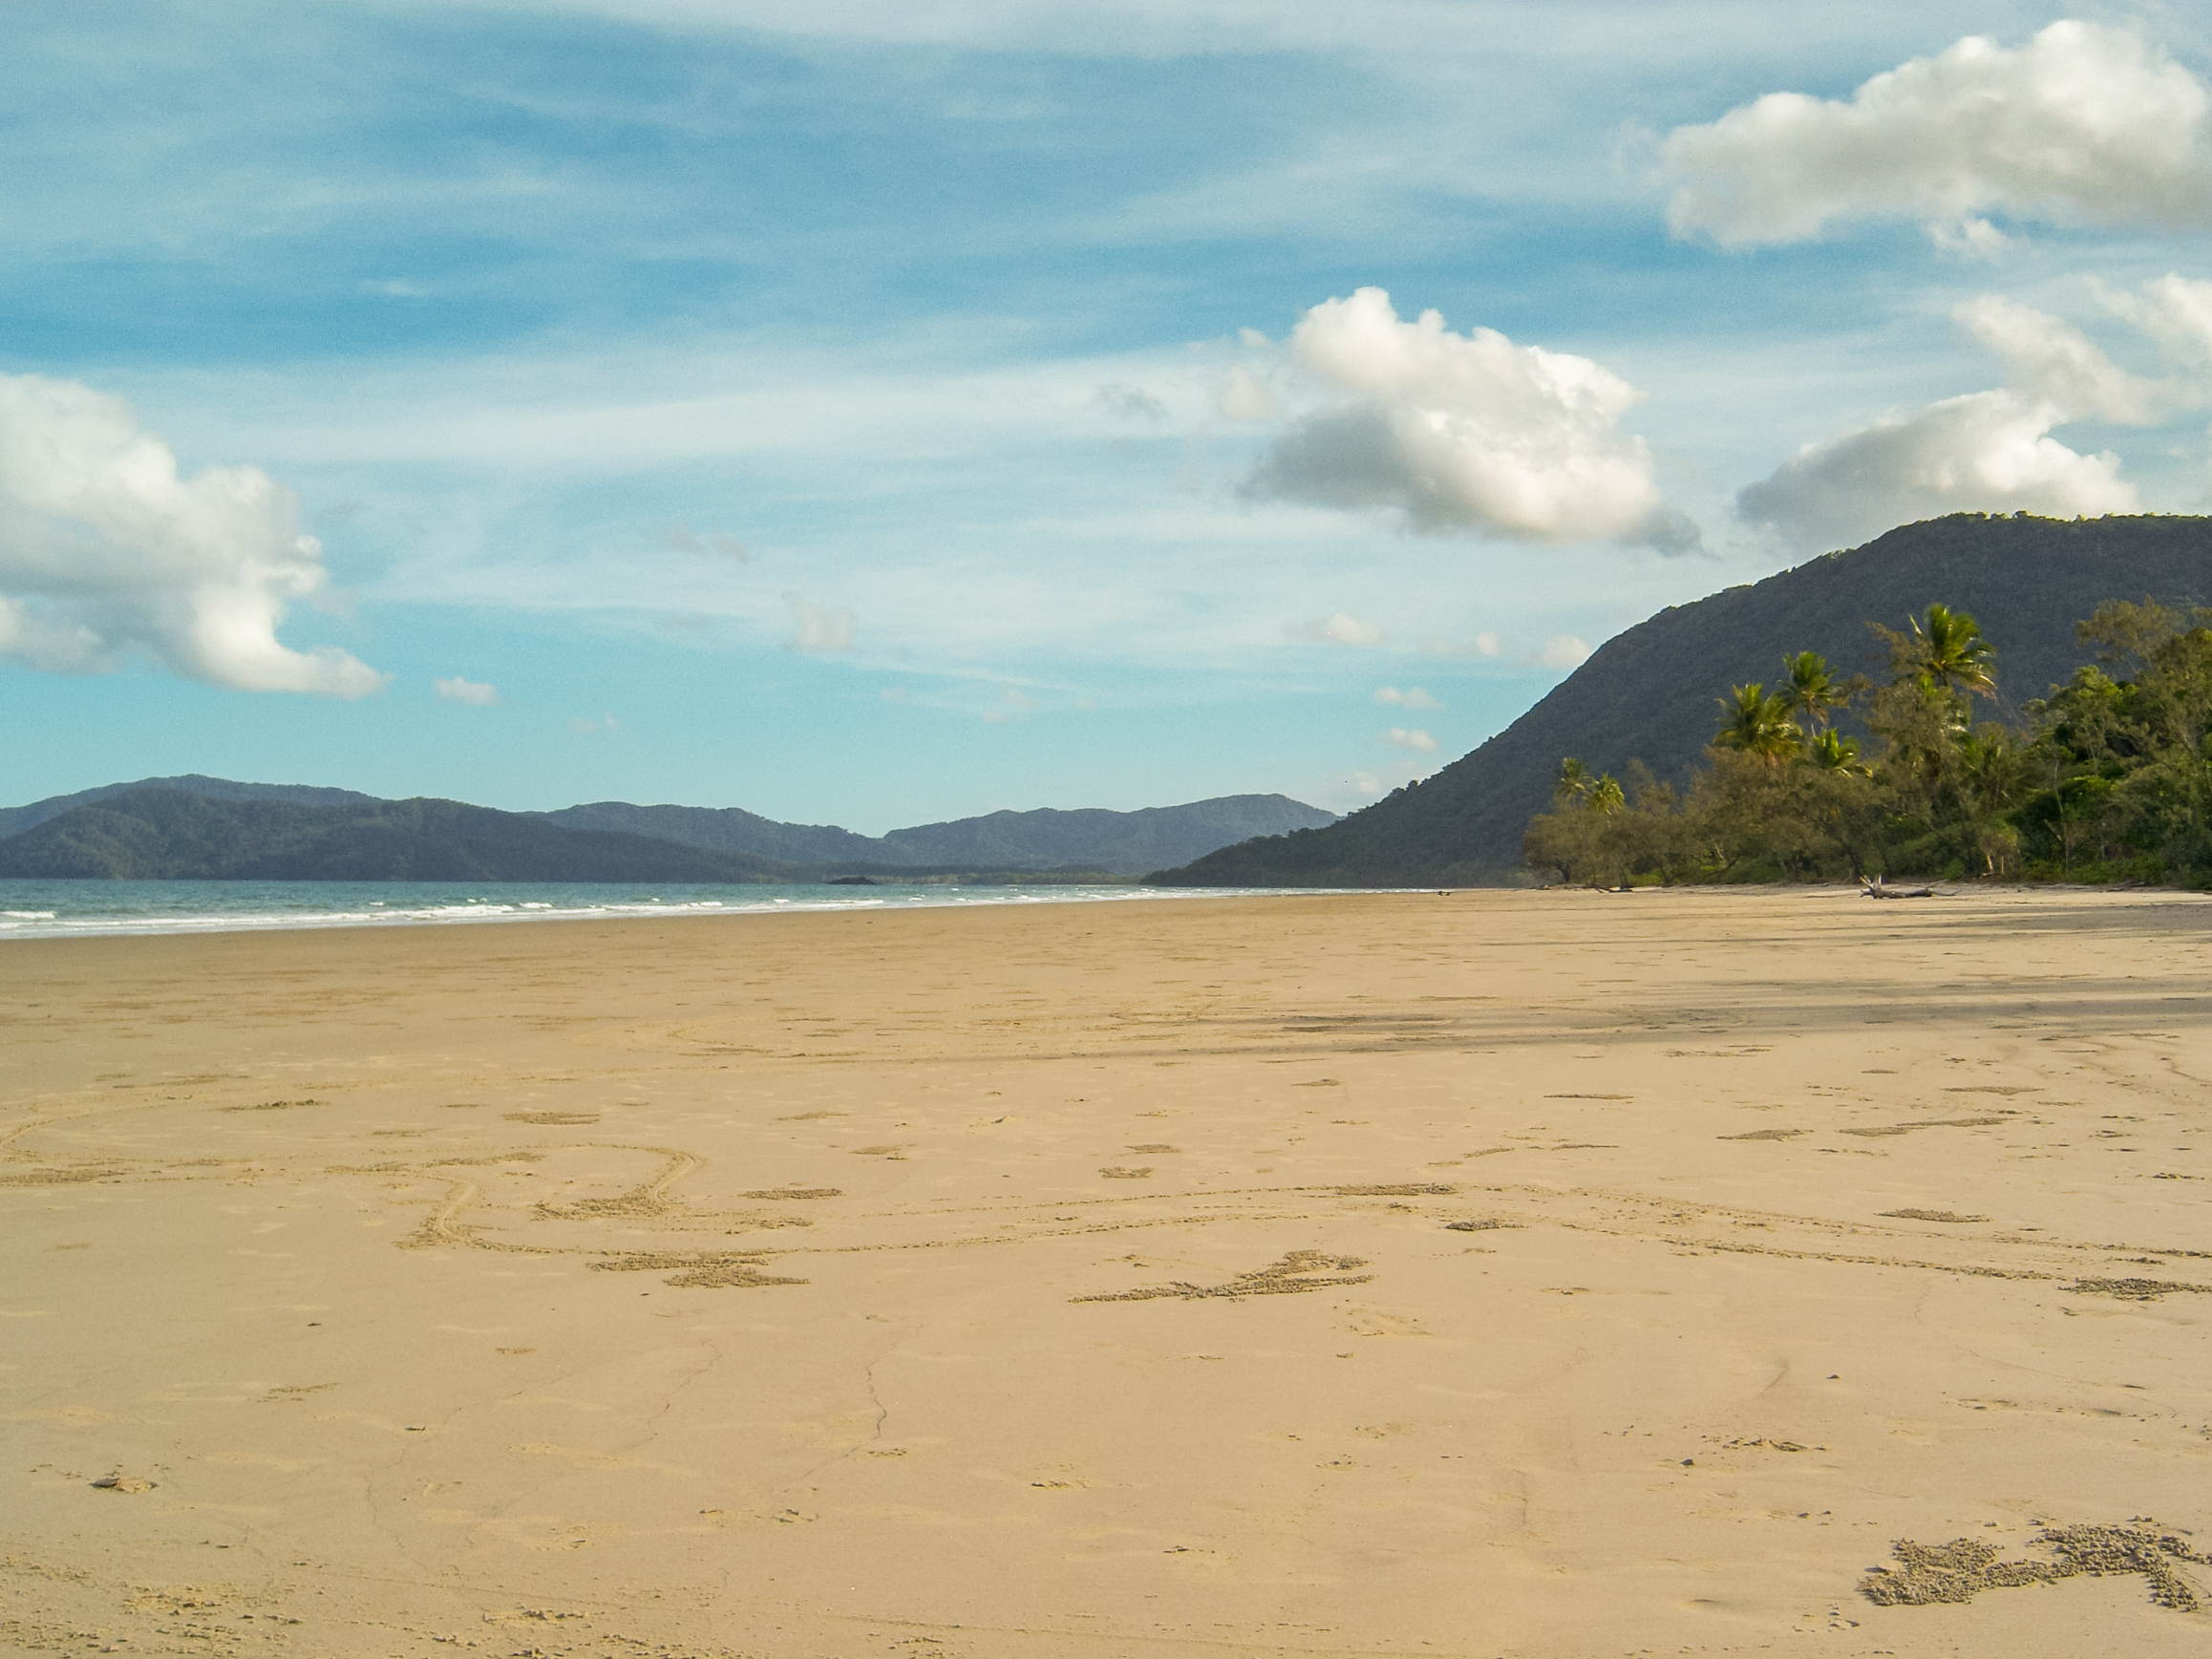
(1153, 514, 2212, 886)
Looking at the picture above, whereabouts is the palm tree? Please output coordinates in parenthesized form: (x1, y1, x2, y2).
(1803, 728, 1867, 774)
(1588, 775, 1626, 814)
(1554, 756, 1594, 807)
(1904, 603, 1996, 698)
(1714, 683, 1802, 763)
(1777, 650, 1849, 731)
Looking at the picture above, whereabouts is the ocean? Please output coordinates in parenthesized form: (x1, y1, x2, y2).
(0, 878, 1264, 941)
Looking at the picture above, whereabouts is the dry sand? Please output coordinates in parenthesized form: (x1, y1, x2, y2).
(3, 887, 2209, 1658)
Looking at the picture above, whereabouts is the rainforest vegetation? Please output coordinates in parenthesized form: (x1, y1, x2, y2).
(1523, 598, 2212, 887)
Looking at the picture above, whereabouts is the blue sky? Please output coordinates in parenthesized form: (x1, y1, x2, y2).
(8, 2, 2212, 829)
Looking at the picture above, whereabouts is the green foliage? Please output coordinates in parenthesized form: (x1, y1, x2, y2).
(1523, 597, 2212, 889)
(1712, 683, 1803, 763)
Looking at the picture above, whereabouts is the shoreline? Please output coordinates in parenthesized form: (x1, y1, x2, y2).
(0, 877, 1350, 944)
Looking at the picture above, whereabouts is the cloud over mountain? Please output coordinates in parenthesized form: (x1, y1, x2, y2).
(1664, 22, 2212, 247)
(0, 372, 385, 697)
(1737, 390, 2138, 550)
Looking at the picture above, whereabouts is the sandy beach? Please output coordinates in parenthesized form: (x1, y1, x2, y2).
(3, 887, 2209, 1658)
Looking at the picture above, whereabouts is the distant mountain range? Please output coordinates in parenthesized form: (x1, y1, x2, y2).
(0, 779, 1335, 883)
(533, 796, 1335, 872)
(1155, 513, 2212, 887)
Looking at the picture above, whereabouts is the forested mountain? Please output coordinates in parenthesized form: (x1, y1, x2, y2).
(1154, 514, 2212, 886)
(0, 790, 801, 883)
(0, 775, 380, 841)
(3, 776, 1332, 880)
(532, 794, 1337, 872)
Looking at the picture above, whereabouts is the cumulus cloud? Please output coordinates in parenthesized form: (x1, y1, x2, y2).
(1285, 610, 1387, 648)
(435, 675, 498, 706)
(1538, 635, 1591, 670)
(1737, 391, 2139, 550)
(786, 596, 855, 652)
(1663, 22, 2212, 247)
(1954, 295, 2165, 424)
(1244, 288, 1694, 550)
(1373, 685, 1442, 710)
(0, 372, 384, 696)
(657, 520, 749, 560)
(1385, 726, 1437, 753)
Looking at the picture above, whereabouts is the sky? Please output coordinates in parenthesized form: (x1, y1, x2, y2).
(9, 2, 2212, 831)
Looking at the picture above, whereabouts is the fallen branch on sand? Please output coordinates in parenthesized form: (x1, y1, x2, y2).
(1862, 878, 1935, 899)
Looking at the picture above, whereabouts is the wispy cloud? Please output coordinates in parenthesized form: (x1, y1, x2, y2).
(786, 596, 855, 652)
(435, 675, 499, 706)
(1285, 610, 1387, 648)
(1373, 685, 1441, 709)
(657, 519, 749, 560)
(1384, 726, 1437, 752)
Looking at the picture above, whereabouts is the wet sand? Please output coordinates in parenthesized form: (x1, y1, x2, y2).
(3, 888, 2209, 1657)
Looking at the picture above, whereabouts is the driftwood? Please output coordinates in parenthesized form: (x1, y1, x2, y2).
(1862, 878, 1935, 899)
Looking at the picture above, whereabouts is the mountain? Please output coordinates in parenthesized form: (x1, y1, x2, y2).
(527, 802, 887, 865)
(0, 790, 802, 883)
(0, 774, 380, 842)
(1153, 513, 2212, 887)
(535, 794, 1336, 873)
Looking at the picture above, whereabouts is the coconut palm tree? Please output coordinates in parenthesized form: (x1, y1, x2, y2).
(1714, 683, 1802, 763)
(1777, 650, 1850, 731)
(1803, 728, 1868, 774)
(1554, 756, 1594, 807)
(1588, 775, 1626, 814)
(1904, 603, 1996, 698)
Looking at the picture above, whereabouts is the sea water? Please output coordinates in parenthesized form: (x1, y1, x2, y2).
(0, 878, 1267, 940)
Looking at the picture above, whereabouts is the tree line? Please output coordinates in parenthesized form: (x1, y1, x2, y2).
(1524, 598, 2212, 887)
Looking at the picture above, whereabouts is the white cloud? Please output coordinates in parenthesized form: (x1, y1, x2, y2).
(1736, 390, 2139, 551)
(1927, 217, 2013, 261)
(1244, 288, 1693, 549)
(1663, 22, 2212, 247)
(435, 675, 499, 706)
(0, 372, 385, 697)
(1385, 726, 1437, 753)
(786, 595, 855, 651)
(1285, 609, 1386, 648)
(1954, 295, 2164, 425)
(1538, 634, 1591, 670)
(1346, 769, 1384, 797)
(880, 685, 909, 703)
(2100, 273, 2212, 370)
(567, 712, 620, 734)
(657, 519, 749, 560)
(1373, 685, 1442, 710)
(1217, 365, 1278, 421)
